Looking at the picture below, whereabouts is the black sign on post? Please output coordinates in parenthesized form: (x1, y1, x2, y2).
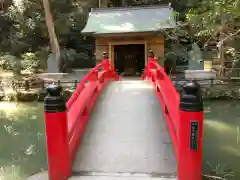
(189, 120, 199, 151)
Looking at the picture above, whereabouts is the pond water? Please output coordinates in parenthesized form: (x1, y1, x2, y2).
(0, 101, 239, 180)
(0, 102, 46, 180)
(203, 101, 240, 179)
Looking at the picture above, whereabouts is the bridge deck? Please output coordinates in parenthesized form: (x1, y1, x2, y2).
(71, 79, 176, 179)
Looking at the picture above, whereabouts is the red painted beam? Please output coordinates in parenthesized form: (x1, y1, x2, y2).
(43, 55, 119, 180)
(143, 50, 203, 180)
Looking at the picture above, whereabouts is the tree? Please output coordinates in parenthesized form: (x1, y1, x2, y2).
(186, 0, 240, 76)
(41, 0, 60, 73)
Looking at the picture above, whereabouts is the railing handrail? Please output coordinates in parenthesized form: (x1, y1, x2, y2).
(66, 59, 116, 157)
(143, 51, 203, 180)
(44, 53, 119, 180)
(66, 62, 104, 109)
(149, 59, 179, 101)
(148, 58, 180, 121)
(146, 58, 179, 158)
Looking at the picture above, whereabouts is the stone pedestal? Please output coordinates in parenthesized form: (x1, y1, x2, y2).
(38, 73, 67, 81)
(185, 70, 217, 85)
(185, 70, 216, 79)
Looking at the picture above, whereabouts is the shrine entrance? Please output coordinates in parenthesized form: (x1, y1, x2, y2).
(114, 44, 145, 76)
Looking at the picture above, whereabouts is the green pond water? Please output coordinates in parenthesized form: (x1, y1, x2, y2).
(0, 101, 239, 180)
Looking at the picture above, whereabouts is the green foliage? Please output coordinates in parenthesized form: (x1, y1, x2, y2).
(21, 52, 40, 71)
(60, 48, 77, 72)
(34, 48, 49, 70)
(61, 48, 77, 62)
(0, 0, 238, 73)
(226, 47, 240, 66)
(185, 0, 240, 70)
(161, 21, 192, 68)
(0, 54, 15, 70)
(0, 0, 90, 71)
(59, 48, 94, 71)
(186, 0, 240, 37)
(0, 54, 21, 74)
(0, 50, 48, 73)
(159, 0, 240, 72)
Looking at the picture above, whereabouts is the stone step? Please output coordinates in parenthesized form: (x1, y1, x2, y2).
(69, 176, 176, 180)
(70, 172, 176, 180)
(27, 172, 176, 180)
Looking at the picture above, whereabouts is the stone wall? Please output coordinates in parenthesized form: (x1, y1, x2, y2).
(201, 85, 240, 100)
(174, 82, 240, 100)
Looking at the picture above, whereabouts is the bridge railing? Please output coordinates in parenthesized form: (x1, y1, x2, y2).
(142, 50, 203, 180)
(142, 51, 179, 155)
(44, 52, 119, 180)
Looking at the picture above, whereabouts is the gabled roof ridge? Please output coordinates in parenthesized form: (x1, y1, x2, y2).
(91, 5, 173, 13)
(82, 5, 176, 35)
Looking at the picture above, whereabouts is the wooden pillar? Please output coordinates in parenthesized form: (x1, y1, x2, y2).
(144, 41, 148, 66)
(99, 0, 109, 8)
(109, 44, 114, 67)
(121, 0, 126, 6)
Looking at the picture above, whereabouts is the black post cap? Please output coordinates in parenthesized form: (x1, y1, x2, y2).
(148, 50, 154, 58)
(44, 84, 66, 112)
(103, 52, 109, 59)
(180, 80, 203, 112)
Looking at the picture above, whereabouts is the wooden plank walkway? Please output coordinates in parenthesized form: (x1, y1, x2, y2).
(72, 79, 176, 179)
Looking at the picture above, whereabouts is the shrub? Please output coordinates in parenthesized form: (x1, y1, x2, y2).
(60, 48, 77, 72)
(21, 52, 40, 71)
(0, 54, 21, 74)
(34, 48, 49, 70)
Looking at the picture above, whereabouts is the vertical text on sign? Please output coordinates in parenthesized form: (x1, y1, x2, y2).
(190, 120, 199, 151)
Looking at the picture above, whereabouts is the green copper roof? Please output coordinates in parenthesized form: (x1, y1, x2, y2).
(81, 6, 176, 35)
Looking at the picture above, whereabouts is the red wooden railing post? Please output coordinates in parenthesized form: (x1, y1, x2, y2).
(102, 52, 110, 71)
(144, 50, 154, 80)
(147, 50, 155, 69)
(44, 84, 70, 180)
(101, 52, 120, 81)
(178, 80, 203, 180)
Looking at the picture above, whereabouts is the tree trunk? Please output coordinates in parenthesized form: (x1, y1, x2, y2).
(218, 16, 225, 77)
(41, 0, 61, 73)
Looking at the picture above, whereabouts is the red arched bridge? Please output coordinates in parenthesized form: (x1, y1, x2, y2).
(43, 51, 203, 180)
